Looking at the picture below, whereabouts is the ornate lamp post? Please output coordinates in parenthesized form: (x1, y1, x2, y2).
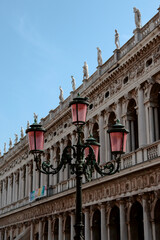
(26, 94, 129, 240)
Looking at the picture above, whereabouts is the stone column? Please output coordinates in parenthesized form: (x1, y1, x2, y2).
(25, 164, 29, 197)
(4, 228, 7, 240)
(149, 106, 154, 143)
(142, 195, 152, 240)
(126, 118, 130, 153)
(39, 220, 42, 240)
(144, 102, 150, 144)
(151, 219, 156, 240)
(58, 215, 63, 240)
(53, 146, 57, 185)
(10, 227, 13, 240)
(71, 212, 75, 240)
(9, 174, 13, 204)
(0, 230, 2, 239)
(84, 208, 91, 240)
(100, 204, 107, 240)
(3, 179, 7, 207)
(138, 86, 147, 147)
(13, 173, 16, 203)
(7, 176, 10, 206)
(0, 181, 2, 209)
(119, 200, 128, 240)
(154, 107, 159, 141)
(30, 222, 34, 240)
(99, 112, 105, 164)
(48, 217, 52, 240)
(18, 168, 22, 200)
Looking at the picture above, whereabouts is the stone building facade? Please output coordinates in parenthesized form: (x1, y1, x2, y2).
(0, 8, 160, 240)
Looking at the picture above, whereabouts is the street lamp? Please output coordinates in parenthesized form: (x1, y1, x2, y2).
(26, 94, 129, 240)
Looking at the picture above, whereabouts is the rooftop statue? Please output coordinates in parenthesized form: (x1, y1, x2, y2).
(27, 120, 30, 129)
(15, 134, 18, 144)
(71, 76, 76, 91)
(59, 86, 64, 102)
(21, 127, 24, 138)
(9, 138, 12, 149)
(4, 143, 6, 154)
(115, 29, 120, 49)
(34, 113, 38, 123)
(133, 7, 141, 28)
(97, 47, 103, 66)
(83, 61, 89, 79)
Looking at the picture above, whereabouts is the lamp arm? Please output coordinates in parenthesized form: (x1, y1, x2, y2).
(34, 146, 76, 175)
(94, 156, 121, 176)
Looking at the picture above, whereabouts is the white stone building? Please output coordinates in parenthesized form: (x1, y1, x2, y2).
(0, 7, 160, 240)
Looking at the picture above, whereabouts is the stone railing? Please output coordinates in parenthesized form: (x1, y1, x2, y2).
(121, 140, 160, 169)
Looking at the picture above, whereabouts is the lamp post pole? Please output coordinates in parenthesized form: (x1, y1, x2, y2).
(26, 94, 129, 240)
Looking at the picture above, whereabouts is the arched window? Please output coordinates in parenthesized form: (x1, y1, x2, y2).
(109, 206, 120, 240)
(130, 201, 144, 240)
(149, 83, 160, 142)
(154, 199, 160, 239)
(127, 99, 139, 151)
(92, 209, 101, 240)
(65, 216, 71, 240)
(56, 147, 60, 184)
(93, 123, 99, 142)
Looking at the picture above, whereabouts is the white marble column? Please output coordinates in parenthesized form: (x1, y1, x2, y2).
(99, 112, 105, 164)
(25, 164, 29, 197)
(4, 228, 7, 240)
(149, 106, 154, 143)
(126, 119, 130, 152)
(142, 196, 152, 240)
(3, 179, 7, 207)
(0, 181, 2, 209)
(151, 219, 156, 240)
(119, 200, 128, 240)
(154, 107, 159, 141)
(30, 222, 34, 240)
(101, 204, 107, 240)
(48, 217, 52, 240)
(71, 212, 75, 240)
(144, 102, 150, 144)
(58, 215, 63, 240)
(10, 227, 13, 240)
(53, 146, 57, 185)
(116, 100, 121, 120)
(18, 168, 22, 200)
(39, 220, 42, 240)
(138, 86, 147, 147)
(7, 176, 10, 205)
(84, 208, 91, 240)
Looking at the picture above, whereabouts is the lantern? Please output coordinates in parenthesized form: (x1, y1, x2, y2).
(107, 119, 129, 155)
(69, 94, 89, 125)
(26, 118, 46, 153)
(85, 136, 100, 162)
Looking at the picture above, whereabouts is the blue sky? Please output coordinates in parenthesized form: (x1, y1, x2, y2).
(0, 0, 159, 154)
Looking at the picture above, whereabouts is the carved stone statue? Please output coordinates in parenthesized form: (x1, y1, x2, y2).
(4, 143, 6, 153)
(9, 138, 12, 149)
(59, 86, 64, 102)
(97, 47, 103, 66)
(115, 29, 120, 49)
(21, 127, 24, 138)
(71, 76, 76, 91)
(15, 134, 18, 144)
(34, 113, 38, 123)
(83, 62, 89, 79)
(27, 121, 30, 129)
(133, 7, 141, 28)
